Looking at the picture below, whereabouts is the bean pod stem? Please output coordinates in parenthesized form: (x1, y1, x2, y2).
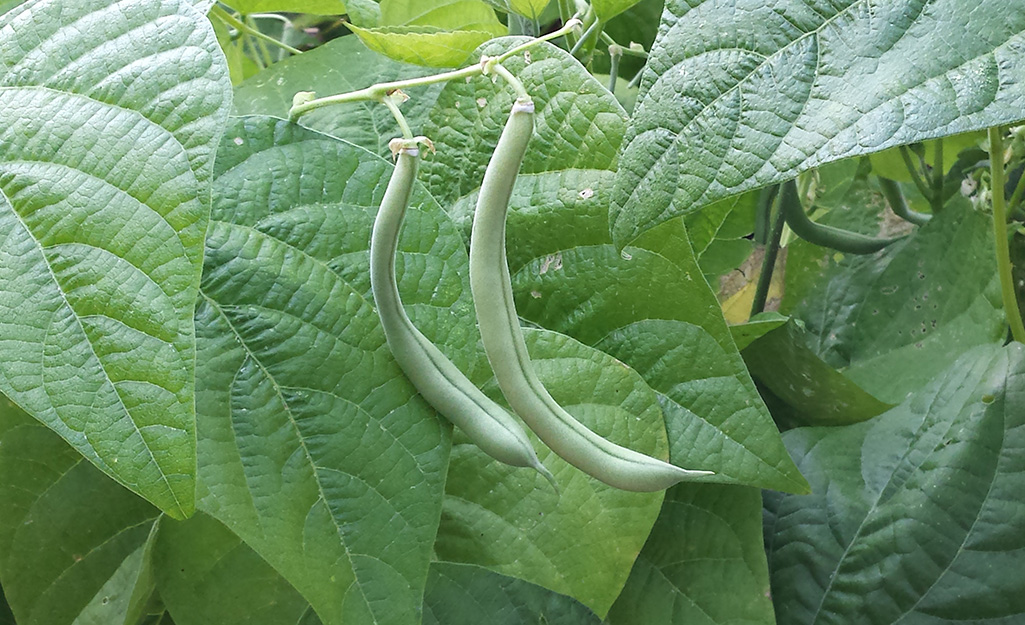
(370, 144, 555, 485)
(469, 99, 714, 492)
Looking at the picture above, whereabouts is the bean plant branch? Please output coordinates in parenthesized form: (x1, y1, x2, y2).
(210, 5, 303, 56)
(988, 127, 1025, 344)
(1009, 166, 1025, 211)
(899, 145, 935, 204)
(288, 18, 582, 121)
(607, 45, 622, 93)
(751, 186, 785, 317)
(931, 138, 944, 207)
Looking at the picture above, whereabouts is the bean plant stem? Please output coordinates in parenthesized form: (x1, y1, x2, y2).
(210, 5, 303, 56)
(751, 185, 786, 317)
(570, 19, 600, 56)
(382, 96, 414, 141)
(607, 46, 621, 93)
(289, 19, 581, 121)
(899, 145, 935, 205)
(600, 31, 648, 57)
(988, 127, 1025, 344)
(931, 138, 944, 210)
(489, 62, 529, 101)
(1009, 166, 1025, 211)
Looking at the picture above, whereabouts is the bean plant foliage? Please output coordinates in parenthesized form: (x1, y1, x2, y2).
(0, 0, 1023, 624)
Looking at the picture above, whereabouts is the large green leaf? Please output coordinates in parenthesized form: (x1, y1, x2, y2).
(420, 37, 627, 206)
(155, 513, 321, 625)
(233, 35, 440, 156)
(591, 0, 643, 21)
(424, 563, 601, 625)
(196, 116, 457, 625)
(0, 396, 161, 625)
(437, 329, 668, 617)
(764, 343, 1025, 624)
(786, 197, 1004, 404)
(611, 0, 1025, 246)
(0, 0, 230, 517)
(606, 485, 775, 625)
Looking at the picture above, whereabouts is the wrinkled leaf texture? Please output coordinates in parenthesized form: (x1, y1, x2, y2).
(0, 0, 230, 517)
(612, 0, 1025, 245)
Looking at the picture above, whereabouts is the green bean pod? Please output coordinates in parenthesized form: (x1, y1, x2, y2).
(370, 145, 554, 484)
(781, 179, 903, 254)
(469, 99, 713, 492)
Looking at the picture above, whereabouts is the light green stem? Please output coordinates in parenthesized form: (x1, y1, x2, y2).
(288, 19, 581, 121)
(988, 127, 1025, 343)
(210, 5, 302, 56)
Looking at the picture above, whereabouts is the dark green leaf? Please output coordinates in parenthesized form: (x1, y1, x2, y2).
(155, 513, 321, 625)
(742, 321, 893, 427)
(0, 0, 231, 517)
(607, 485, 775, 625)
(730, 311, 788, 352)
(612, 0, 1025, 245)
(424, 562, 601, 625)
(0, 396, 160, 625)
(786, 197, 1004, 404)
(764, 343, 1025, 624)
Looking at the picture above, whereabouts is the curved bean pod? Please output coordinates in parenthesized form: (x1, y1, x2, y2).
(469, 99, 713, 492)
(370, 144, 555, 485)
(782, 179, 904, 254)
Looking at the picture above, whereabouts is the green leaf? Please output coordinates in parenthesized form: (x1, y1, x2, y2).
(606, 484, 775, 625)
(612, 0, 1025, 246)
(232, 35, 439, 156)
(349, 24, 501, 67)
(350, 0, 506, 67)
(729, 311, 787, 352)
(420, 37, 628, 206)
(686, 190, 757, 281)
(155, 513, 321, 625)
(197, 117, 457, 625)
(0, 396, 161, 625)
(424, 562, 601, 625)
(0, 0, 230, 518)
(221, 0, 347, 12)
(591, 0, 643, 22)
(742, 321, 893, 427)
(381, 0, 505, 30)
(764, 343, 1025, 624)
(787, 198, 1004, 404)
(437, 329, 668, 617)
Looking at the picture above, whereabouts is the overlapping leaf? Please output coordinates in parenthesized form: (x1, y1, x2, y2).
(0, 396, 161, 625)
(196, 116, 459, 625)
(424, 563, 602, 625)
(764, 343, 1025, 624)
(606, 485, 775, 625)
(0, 0, 230, 517)
(155, 513, 322, 625)
(612, 0, 1025, 245)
